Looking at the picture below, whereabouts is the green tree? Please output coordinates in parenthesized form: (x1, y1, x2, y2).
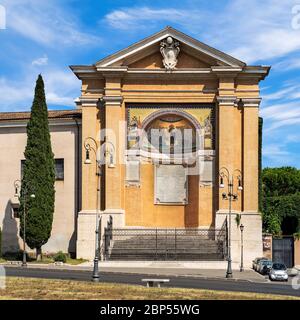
(20, 75, 55, 260)
(262, 167, 300, 197)
(262, 167, 300, 235)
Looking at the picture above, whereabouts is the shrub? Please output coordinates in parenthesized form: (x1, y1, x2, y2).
(53, 251, 67, 263)
(3, 251, 27, 261)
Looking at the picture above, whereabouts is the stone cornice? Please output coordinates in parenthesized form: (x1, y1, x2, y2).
(70, 65, 271, 82)
(211, 66, 243, 78)
(216, 96, 238, 106)
(240, 97, 262, 108)
(75, 97, 101, 108)
(69, 65, 102, 80)
(102, 96, 124, 106)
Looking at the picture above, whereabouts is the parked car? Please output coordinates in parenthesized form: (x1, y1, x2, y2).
(258, 260, 273, 275)
(269, 263, 289, 281)
(252, 257, 268, 271)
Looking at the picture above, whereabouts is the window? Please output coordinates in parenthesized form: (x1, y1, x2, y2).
(21, 159, 64, 180)
(55, 159, 64, 180)
(13, 208, 20, 219)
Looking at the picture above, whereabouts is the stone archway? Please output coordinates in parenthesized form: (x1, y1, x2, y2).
(140, 109, 204, 160)
(139, 109, 201, 227)
(141, 108, 203, 131)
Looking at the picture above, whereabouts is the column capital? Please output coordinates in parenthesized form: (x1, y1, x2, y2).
(240, 97, 262, 108)
(75, 97, 101, 108)
(101, 96, 123, 107)
(216, 96, 238, 106)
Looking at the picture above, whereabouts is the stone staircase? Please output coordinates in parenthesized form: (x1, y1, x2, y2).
(104, 231, 227, 261)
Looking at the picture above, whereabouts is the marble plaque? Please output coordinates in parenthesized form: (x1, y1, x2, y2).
(126, 160, 140, 182)
(155, 165, 187, 204)
(199, 158, 214, 183)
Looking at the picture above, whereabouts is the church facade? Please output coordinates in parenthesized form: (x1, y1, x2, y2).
(0, 27, 270, 267)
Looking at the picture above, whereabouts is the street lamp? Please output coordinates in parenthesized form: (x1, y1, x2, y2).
(219, 167, 243, 278)
(14, 180, 35, 267)
(84, 137, 116, 281)
(240, 224, 244, 272)
(84, 137, 102, 282)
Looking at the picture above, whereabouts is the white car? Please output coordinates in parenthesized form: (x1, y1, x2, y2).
(269, 263, 288, 282)
(258, 260, 273, 274)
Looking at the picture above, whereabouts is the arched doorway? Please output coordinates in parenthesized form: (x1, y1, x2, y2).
(138, 110, 202, 227)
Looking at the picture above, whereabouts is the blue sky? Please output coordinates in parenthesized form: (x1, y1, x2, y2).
(0, 0, 300, 168)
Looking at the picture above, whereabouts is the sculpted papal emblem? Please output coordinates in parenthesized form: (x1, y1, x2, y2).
(160, 36, 180, 70)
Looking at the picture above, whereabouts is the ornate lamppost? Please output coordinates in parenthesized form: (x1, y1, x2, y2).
(219, 167, 243, 278)
(240, 224, 244, 272)
(84, 137, 115, 282)
(13, 180, 35, 267)
(84, 137, 102, 282)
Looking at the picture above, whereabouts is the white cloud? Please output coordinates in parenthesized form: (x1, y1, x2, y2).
(32, 55, 48, 66)
(263, 144, 290, 157)
(285, 134, 300, 143)
(104, 0, 300, 64)
(261, 101, 300, 121)
(262, 144, 293, 166)
(263, 86, 299, 101)
(105, 7, 198, 30)
(2, 0, 101, 47)
(0, 69, 79, 111)
(0, 77, 34, 111)
(273, 58, 300, 71)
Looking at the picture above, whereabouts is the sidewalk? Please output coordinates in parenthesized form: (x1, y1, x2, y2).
(2, 261, 267, 283)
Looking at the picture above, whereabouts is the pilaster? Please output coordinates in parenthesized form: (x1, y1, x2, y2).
(241, 97, 261, 212)
(216, 76, 242, 213)
(79, 98, 101, 211)
(103, 75, 125, 212)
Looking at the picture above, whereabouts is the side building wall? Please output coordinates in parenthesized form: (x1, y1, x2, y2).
(0, 120, 81, 256)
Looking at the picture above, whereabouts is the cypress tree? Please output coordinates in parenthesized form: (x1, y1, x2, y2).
(20, 75, 55, 260)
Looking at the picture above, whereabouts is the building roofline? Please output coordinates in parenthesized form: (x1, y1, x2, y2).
(0, 109, 82, 122)
(94, 26, 246, 68)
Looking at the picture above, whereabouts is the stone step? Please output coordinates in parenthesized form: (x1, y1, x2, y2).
(105, 230, 226, 261)
(111, 238, 221, 245)
(111, 238, 218, 244)
(111, 243, 222, 250)
(109, 249, 222, 254)
(108, 253, 224, 261)
(108, 236, 219, 241)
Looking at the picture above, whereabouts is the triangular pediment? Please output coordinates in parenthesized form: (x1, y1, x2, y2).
(96, 26, 246, 69)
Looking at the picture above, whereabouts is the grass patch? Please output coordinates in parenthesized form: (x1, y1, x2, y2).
(66, 258, 88, 265)
(0, 277, 298, 300)
(0, 252, 87, 265)
(29, 257, 55, 264)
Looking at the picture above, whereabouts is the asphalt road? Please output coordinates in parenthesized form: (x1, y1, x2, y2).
(4, 266, 300, 297)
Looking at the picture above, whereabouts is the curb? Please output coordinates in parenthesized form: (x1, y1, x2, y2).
(3, 264, 268, 284)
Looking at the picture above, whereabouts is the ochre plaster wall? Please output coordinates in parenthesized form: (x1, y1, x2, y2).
(80, 60, 261, 230)
(125, 164, 204, 228)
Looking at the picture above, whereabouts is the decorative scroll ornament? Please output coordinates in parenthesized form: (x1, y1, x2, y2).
(160, 36, 180, 70)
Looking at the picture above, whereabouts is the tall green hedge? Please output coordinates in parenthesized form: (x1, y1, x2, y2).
(20, 75, 55, 260)
(262, 167, 300, 235)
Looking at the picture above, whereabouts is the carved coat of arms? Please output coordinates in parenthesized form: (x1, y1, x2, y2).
(160, 36, 180, 70)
